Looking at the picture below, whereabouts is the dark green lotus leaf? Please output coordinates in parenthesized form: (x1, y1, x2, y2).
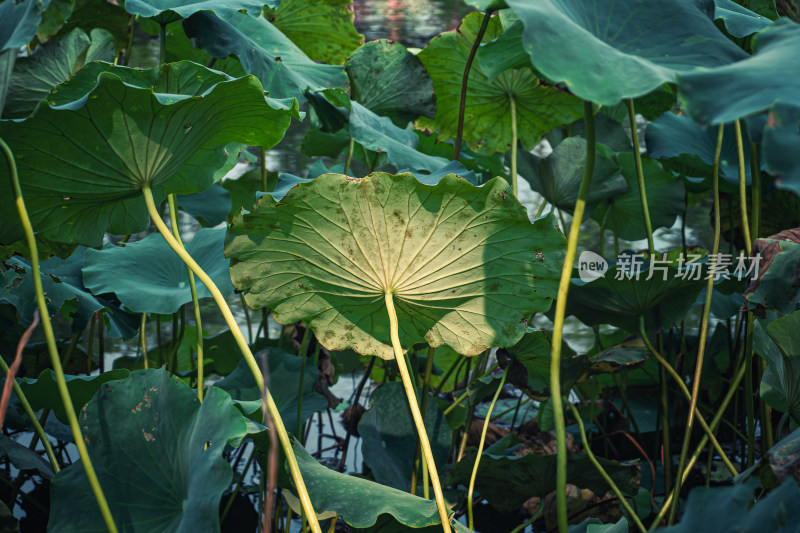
(448, 434, 640, 513)
(589, 339, 649, 374)
(655, 477, 800, 533)
(124, 0, 270, 24)
(505, 0, 747, 105)
(645, 111, 755, 186)
(591, 153, 685, 241)
(0, 433, 54, 479)
(36, 0, 74, 42)
(0, 61, 292, 248)
(350, 517, 472, 533)
(222, 168, 273, 223)
(52, 0, 129, 50)
(215, 350, 326, 426)
(358, 382, 450, 491)
(346, 39, 435, 126)
(417, 12, 584, 153)
(679, 19, 800, 124)
(570, 518, 629, 533)
(0, 0, 50, 52)
(19, 368, 131, 425)
(743, 231, 800, 317)
(290, 439, 455, 530)
(475, 20, 529, 83)
(0, 249, 139, 337)
(177, 182, 232, 227)
(766, 426, 800, 486)
(302, 127, 351, 157)
(267, 0, 363, 65)
(48, 369, 247, 532)
(567, 263, 706, 333)
(763, 102, 800, 196)
(184, 10, 348, 101)
(226, 172, 565, 359)
(518, 137, 627, 214)
(350, 102, 449, 173)
(463, 0, 507, 9)
(756, 312, 800, 423)
(82, 227, 233, 315)
(3, 27, 113, 119)
(715, 0, 773, 37)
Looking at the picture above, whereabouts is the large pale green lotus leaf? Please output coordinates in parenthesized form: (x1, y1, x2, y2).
(268, 0, 363, 65)
(0, 249, 139, 337)
(567, 263, 706, 333)
(518, 137, 627, 214)
(591, 153, 685, 241)
(645, 111, 754, 185)
(183, 10, 348, 101)
(358, 382, 450, 491)
(350, 102, 449, 173)
(48, 369, 248, 532)
(417, 12, 583, 154)
(447, 434, 640, 514)
(504, 0, 747, 105)
(291, 439, 457, 530)
(0, 0, 50, 52)
(763, 102, 800, 196)
(3, 28, 113, 119)
(82, 227, 233, 314)
(226, 172, 565, 359)
(475, 20, 528, 83)
(679, 19, 800, 124)
(19, 369, 131, 424)
(346, 39, 435, 126)
(714, 0, 773, 37)
(0, 61, 293, 248)
(124, 0, 271, 25)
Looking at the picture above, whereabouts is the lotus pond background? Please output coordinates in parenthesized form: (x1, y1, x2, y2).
(1, 0, 800, 532)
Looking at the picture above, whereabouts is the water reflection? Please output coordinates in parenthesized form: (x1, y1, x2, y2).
(353, 0, 472, 48)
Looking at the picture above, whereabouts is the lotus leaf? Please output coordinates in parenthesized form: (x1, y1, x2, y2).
(763, 102, 800, 196)
(714, 0, 773, 37)
(48, 369, 248, 532)
(504, 0, 747, 105)
(124, 0, 270, 25)
(226, 172, 565, 359)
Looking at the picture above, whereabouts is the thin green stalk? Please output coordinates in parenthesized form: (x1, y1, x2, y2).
(420, 345, 435, 500)
(142, 186, 322, 533)
(509, 506, 544, 533)
(1, 137, 117, 532)
(159, 23, 167, 65)
(454, 9, 494, 161)
(640, 317, 737, 475)
(550, 101, 595, 533)
(468, 365, 509, 530)
(745, 317, 755, 467)
(660, 365, 671, 496)
(60, 331, 81, 371)
(140, 313, 149, 369)
(0, 358, 59, 474)
(649, 359, 747, 530)
(568, 403, 647, 533)
(344, 136, 355, 176)
(669, 123, 723, 524)
(734, 120, 752, 253)
(510, 96, 518, 197)
(123, 15, 137, 66)
(432, 354, 465, 395)
(749, 142, 761, 242)
(627, 99, 654, 256)
(167, 194, 204, 398)
(443, 362, 499, 416)
(385, 292, 451, 533)
(241, 293, 253, 344)
(297, 327, 312, 439)
(261, 147, 267, 191)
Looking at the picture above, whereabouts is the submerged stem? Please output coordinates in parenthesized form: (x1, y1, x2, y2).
(550, 101, 595, 533)
(384, 292, 451, 533)
(1, 137, 117, 532)
(142, 186, 321, 533)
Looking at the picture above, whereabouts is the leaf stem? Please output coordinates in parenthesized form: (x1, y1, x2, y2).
(159, 22, 167, 66)
(261, 147, 268, 192)
(510, 96, 518, 197)
(568, 403, 647, 533)
(0, 137, 117, 532)
(454, 9, 494, 161)
(550, 101, 595, 533)
(627, 99, 654, 255)
(384, 292, 451, 533)
(420, 345, 435, 500)
(297, 326, 312, 439)
(142, 186, 322, 533)
(344, 136, 355, 176)
(669, 123, 723, 524)
(734, 120, 752, 253)
(468, 365, 509, 530)
(140, 313, 149, 369)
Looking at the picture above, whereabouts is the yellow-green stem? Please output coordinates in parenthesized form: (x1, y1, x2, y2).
(142, 186, 322, 533)
(510, 96, 518, 198)
(261, 147, 267, 192)
(140, 313, 149, 370)
(468, 365, 509, 530)
(297, 326, 312, 439)
(420, 345, 435, 500)
(568, 403, 647, 533)
(551, 101, 595, 533)
(670, 124, 723, 524)
(627, 99, 655, 256)
(0, 357, 59, 474)
(0, 137, 117, 532)
(734, 120, 752, 253)
(385, 292, 451, 533)
(167, 194, 205, 401)
(344, 136, 355, 176)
